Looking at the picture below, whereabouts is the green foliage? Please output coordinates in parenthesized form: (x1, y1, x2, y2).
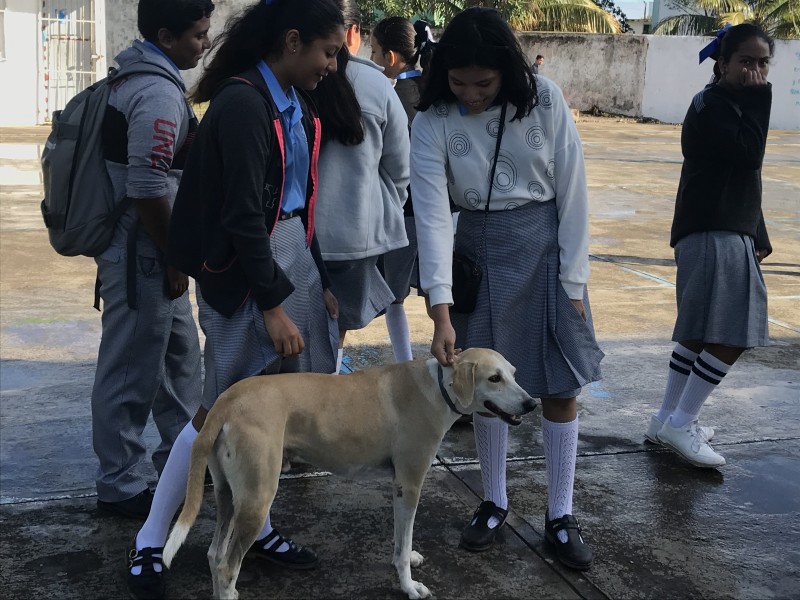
(653, 0, 800, 39)
(356, 0, 630, 33)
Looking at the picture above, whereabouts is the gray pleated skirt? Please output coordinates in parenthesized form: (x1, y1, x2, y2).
(380, 216, 419, 302)
(672, 231, 769, 348)
(199, 217, 338, 409)
(324, 256, 396, 331)
(451, 200, 604, 399)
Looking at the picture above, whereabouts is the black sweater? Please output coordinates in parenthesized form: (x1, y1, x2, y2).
(168, 68, 329, 317)
(670, 83, 772, 254)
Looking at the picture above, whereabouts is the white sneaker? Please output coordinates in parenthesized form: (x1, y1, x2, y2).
(645, 415, 714, 444)
(657, 419, 726, 468)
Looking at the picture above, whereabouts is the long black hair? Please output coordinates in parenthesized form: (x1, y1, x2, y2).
(191, 0, 343, 103)
(711, 23, 775, 84)
(308, 0, 365, 145)
(416, 7, 537, 121)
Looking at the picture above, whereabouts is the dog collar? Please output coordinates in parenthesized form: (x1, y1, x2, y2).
(437, 364, 471, 416)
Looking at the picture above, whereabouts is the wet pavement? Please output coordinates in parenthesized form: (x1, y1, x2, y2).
(1, 122, 798, 599)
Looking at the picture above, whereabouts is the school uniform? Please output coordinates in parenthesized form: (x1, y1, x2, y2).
(169, 62, 338, 408)
(670, 83, 773, 348)
(380, 71, 423, 302)
(411, 75, 603, 397)
(92, 40, 202, 503)
(314, 56, 410, 330)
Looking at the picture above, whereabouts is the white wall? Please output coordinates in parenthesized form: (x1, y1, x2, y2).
(0, 0, 39, 126)
(643, 36, 800, 131)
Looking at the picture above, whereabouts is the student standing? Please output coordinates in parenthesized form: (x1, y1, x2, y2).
(126, 2, 344, 598)
(370, 17, 434, 362)
(410, 8, 603, 570)
(311, 0, 410, 372)
(93, 0, 213, 520)
(646, 23, 775, 468)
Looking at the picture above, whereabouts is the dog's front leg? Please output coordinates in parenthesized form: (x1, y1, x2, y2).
(392, 480, 430, 599)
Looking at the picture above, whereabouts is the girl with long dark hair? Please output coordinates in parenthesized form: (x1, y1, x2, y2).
(126, 2, 345, 597)
(411, 7, 603, 570)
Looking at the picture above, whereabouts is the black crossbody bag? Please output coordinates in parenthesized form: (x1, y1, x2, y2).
(451, 103, 507, 314)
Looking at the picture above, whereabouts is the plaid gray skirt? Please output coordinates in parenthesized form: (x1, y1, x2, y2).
(380, 216, 420, 302)
(451, 200, 604, 399)
(324, 257, 396, 331)
(673, 231, 769, 348)
(199, 217, 338, 409)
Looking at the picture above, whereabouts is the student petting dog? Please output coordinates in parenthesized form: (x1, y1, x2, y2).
(411, 8, 604, 570)
(126, 1, 345, 598)
(163, 348, 537, 600)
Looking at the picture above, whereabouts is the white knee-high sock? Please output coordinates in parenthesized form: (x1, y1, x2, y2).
(473, 412, 508, 528)
(133, 423, 198, 574)
(670, 350, 731, 428)
(542, 416, 579, 543)
(255, 513, 289, 553)
(385, 303, 413, 362)
(656, 343, 699, 422)
(334, 348, 344, 375)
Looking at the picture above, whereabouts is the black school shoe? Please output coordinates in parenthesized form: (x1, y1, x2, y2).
(460, 500, 509, 552)
(98, 488, 153, 520)
(248, 528, 319, 570)
(544, 513, 593, 570)
(126, 538, 166, 600)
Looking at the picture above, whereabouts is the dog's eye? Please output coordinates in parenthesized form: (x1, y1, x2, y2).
(488, 374, 502, 383)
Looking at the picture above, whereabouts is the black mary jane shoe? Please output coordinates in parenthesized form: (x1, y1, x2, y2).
(459, 500, 509, 552)
(126, 538, 166, 600)
(544, 513, 593, 570)
(248, 528, 319, 570)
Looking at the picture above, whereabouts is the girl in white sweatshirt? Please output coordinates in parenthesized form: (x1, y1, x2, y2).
(410, 7, 603, 570)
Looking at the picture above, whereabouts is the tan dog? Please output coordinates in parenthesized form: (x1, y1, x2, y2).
(163, 348, 536, 599)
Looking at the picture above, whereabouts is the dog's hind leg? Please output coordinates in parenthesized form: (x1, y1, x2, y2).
(216, 444, 282, 600)
(392, 473, 430, 600)
(208, 473, 234, 599)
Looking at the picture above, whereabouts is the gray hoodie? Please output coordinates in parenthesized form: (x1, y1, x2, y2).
(99, 40, 193, 261)
(314, 55, 410, 261)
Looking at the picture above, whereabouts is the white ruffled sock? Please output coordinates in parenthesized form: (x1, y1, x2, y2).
(473, 412, 508, 528)
(542, 417, 578, 543)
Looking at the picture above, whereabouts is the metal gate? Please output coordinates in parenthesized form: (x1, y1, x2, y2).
(38, 0, 106, 122)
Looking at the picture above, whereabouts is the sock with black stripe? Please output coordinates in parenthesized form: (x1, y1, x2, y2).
(670, 350, 731, 428)
(656, 343, 699, 422)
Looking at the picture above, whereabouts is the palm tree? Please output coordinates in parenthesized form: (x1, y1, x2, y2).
(359, 0, 626, 33)
(653, 0, 800, 39)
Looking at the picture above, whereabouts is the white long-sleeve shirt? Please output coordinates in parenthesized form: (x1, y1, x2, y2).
(410, 75, 590, 306)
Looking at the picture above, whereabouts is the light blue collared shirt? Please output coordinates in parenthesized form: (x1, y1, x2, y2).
(256, 61, 309, 214)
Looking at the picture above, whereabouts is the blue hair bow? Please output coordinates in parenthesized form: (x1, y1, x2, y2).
(698, 23, 732, 64)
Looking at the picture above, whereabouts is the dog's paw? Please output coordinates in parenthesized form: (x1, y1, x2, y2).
(410, 551, 424, 568)
(404, 580, 430, 599)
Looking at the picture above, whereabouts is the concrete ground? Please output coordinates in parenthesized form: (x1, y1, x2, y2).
(1, 121, 798, 600)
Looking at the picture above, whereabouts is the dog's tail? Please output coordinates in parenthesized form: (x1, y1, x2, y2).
(163, 403, 227, 568)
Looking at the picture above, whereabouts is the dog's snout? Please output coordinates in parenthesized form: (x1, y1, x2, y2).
(522, 398, 537, 413)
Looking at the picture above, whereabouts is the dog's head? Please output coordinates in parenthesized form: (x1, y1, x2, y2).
(451, 348, 538, 425)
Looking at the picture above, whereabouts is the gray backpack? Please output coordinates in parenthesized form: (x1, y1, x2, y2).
(40, 63, 177, 257)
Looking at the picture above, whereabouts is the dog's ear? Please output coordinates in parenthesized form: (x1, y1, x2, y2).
(451, 358, 476, 409)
